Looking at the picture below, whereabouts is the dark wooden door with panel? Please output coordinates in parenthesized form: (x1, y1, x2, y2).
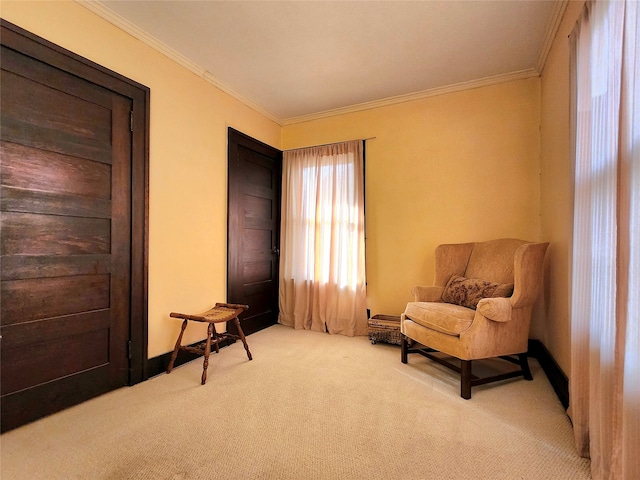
(0, 21, 149, 432)
(227, 128, 282, 336)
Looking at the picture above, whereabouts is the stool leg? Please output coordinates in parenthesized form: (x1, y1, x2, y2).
(167, 319, 188, 374)
(212, 328, 220, 354)
(233, 317, 253, 361)
(201, 323, 213, 385)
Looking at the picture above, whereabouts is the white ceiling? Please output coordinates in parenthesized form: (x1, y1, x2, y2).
(86, 1, 567, 124)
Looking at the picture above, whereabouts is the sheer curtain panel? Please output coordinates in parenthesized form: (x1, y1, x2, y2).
(570, 1, 639, 478)
(278, 140, 368, 336)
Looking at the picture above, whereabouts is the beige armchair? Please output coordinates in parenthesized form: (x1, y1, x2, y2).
(400, 238, 549, 399)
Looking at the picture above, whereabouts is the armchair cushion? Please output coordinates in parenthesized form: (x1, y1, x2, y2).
(404, 302, 475, 336)
(441, 275, 514, 309)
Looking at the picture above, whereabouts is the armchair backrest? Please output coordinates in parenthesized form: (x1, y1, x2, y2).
(434, 238, 549, 308)
(464, 238, 526, 284)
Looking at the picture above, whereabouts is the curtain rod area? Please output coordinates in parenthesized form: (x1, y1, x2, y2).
(284, 137, 376, 152)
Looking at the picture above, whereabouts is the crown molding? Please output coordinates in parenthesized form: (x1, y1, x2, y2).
(77, 0, 283, 125)
(281, 69, 539, 125)
(536, 0, 569, 74)
(78, 0, 559, 128)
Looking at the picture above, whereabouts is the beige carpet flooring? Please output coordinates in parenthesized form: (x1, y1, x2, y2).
(1, 324, 591, 480)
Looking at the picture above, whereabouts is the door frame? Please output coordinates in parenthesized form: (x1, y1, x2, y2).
(1, 20, 150, 384)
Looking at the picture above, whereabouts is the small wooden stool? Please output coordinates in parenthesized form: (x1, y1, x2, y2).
(166, 303, 252, 385)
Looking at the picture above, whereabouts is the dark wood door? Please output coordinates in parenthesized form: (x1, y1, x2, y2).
(0, 21, 149, 432)
(227, 128, 282, 335)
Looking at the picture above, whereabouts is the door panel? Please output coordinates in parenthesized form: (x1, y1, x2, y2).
(2, 275, 110, 323)
(1, 212, 111, 255)
(2, 141, 112, 198)
(2, 329, 109, 395)
(227, 129, 282, 335)
(1, 254, 111, 280)
(1, 68, 113, 162)
(2, 310, 111, 348)
(0, 29, 134, 431)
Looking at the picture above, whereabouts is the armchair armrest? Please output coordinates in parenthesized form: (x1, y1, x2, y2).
(476, 297, 512, 322)
(411, 285, 444, 302)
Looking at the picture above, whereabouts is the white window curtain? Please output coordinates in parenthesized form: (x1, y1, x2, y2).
(278, 140, 368, 336)
(569, 1, 639, 478)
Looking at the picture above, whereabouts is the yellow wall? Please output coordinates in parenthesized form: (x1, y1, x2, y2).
(283, 78, 543, 318)
(539, 0, 585, 376)
(0, 1, 281, 357)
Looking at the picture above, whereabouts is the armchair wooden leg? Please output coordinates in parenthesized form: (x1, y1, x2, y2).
(519, 353, 533, 381)
(401, 335, 408, 364)
(461, 360, 472, 399)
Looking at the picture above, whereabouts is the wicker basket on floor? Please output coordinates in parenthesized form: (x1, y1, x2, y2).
(367, 314, 402, 345)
